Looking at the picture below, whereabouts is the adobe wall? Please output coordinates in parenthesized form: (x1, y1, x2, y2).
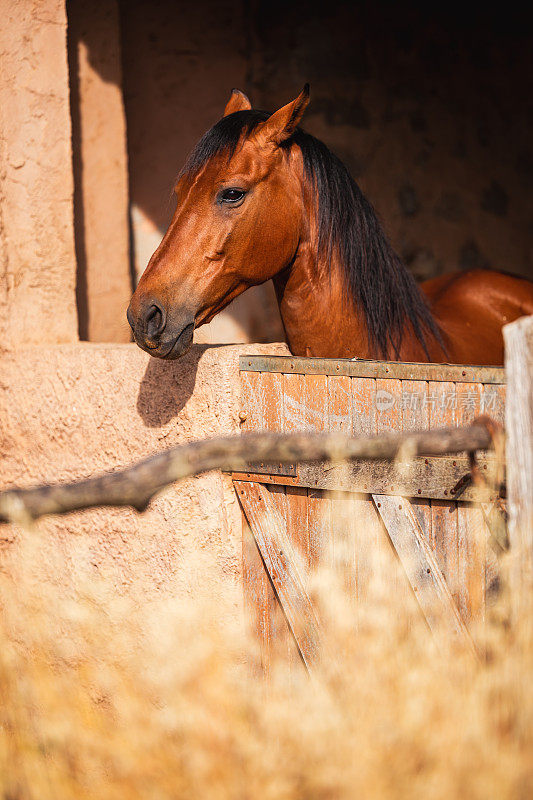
(0, 0, 78, 349)
(0, 342, 288, 615)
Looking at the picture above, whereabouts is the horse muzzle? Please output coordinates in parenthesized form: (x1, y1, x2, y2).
(127, 299, 195, 359)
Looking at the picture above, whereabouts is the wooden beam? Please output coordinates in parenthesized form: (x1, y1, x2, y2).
(235, 480, 324, 671)
(373, 494, 477, 658)
(234, 453, 499, 502)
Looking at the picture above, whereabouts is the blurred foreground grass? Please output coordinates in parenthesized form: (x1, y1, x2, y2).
(0, 520, 531, 800)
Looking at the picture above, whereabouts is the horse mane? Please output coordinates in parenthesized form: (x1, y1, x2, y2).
(182, 109, 443, 358)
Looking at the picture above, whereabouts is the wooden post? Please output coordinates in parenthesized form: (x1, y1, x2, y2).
(504, 315, 533, 617)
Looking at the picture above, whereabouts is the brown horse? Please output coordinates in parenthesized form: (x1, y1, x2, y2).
(128, 86, 533, 365)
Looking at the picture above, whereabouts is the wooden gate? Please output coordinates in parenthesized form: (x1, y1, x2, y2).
(233, 356, 506, 670)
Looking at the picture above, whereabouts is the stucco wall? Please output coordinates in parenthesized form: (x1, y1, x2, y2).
(0, 342, 288, 614)
(0, 0, 78, 349)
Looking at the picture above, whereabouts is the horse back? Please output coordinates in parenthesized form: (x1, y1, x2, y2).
(420, 269, 533, 365)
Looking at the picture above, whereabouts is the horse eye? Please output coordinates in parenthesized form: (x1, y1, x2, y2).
(219, 188, 246, 204)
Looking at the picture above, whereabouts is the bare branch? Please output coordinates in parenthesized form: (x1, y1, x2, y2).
(0, 424, 494, 524)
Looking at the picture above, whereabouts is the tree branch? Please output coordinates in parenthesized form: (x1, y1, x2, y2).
(0, 424, 494, 524)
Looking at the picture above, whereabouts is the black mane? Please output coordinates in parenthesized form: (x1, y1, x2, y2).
(183, 109, 443, 358)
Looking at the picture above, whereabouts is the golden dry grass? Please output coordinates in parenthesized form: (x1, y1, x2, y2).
(0, 521, 531, 800)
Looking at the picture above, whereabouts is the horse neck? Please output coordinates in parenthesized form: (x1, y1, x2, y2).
(271, 153, 441, 361)
(272, 228, 437, 362)
(272, 238, 373, 359)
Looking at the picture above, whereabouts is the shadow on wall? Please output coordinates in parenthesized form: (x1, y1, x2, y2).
(136, 345, 208, 426)
(136, 343, 241, 427)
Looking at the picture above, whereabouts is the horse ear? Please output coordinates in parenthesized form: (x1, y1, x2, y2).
(253, 84, 310, 147)
(223, 88, 252, 116)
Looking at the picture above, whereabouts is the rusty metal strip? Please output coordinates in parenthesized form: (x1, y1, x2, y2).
(239, 356, 506, 385)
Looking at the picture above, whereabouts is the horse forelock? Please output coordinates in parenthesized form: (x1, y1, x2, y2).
(180, 110, 270, 178)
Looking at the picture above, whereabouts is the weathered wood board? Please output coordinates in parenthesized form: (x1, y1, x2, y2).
(236, 356, 505, 669)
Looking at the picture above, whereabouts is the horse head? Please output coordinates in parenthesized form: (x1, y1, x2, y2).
(127, 86, 310, 359)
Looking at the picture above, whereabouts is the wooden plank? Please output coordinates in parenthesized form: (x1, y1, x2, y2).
(282, 373, 309, 562)
(328, 375, 352, 434)
(308, 488, 328, 569)
(374, 379, 413, 606)
(481, 382, 506, 425)
(281, 372, 313, 672)
(264, 484, 302, 669)
(260, 372, 299, 668)
(242, 517, 271, 673)
(327, 376, 355, 590)
(240, 356, 506, 384)
(394, 380, 432, 628)
(430, 503, 457, 601)
(375, 377, 402, 434)
(350, 376, 381, 605)
(351, 376, 376, 437)
(373, 494, 477, 656)
(234, 454, 497, 502)
(350, 492, 384, 608)
(260, 371, 284, 431)
(283, 371, 331, 667)
(240, 370, 263, 429)
(477, 381, 506, 618)
(456, 381, 483, 427)
(282, 372, 305, 434)
(235, 480, 324, 670)
(303, 373, 329, 432)
(281, 370, 328, 568)
(401, 379, 432, 555)
(240, 371, 298, 668)
(428, 381, 458, 586)
(303, 374, 332, 569)
(455, 381, 485, 623)
(457, 502, 486, 623)
(240, 371, 273, 671)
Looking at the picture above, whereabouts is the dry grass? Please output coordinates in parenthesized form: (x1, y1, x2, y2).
(0, 520, 531, 800)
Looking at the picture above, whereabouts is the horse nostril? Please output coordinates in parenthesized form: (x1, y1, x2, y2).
(145, 303, 166, 338)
